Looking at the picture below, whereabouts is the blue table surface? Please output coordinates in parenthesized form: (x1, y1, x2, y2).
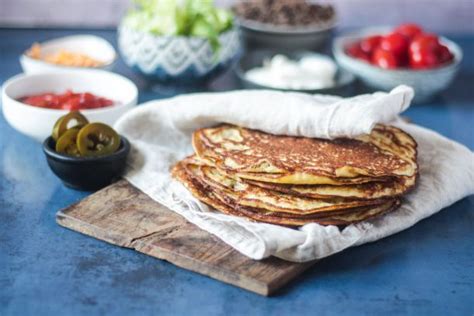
(0, 28, 473, 316)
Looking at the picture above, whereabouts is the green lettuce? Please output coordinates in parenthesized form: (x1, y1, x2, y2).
(124, 0, 234, 51)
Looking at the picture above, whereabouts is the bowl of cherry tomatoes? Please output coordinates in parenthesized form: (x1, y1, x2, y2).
(333, 23, 462, 103)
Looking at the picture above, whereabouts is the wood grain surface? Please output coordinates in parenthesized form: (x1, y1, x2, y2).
(56, 180, 315, 296)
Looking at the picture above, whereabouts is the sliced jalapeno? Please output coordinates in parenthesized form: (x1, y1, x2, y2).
(55, 128, 81, 156)
(77, 123, 120, 157)
(52, 111, 89, 141)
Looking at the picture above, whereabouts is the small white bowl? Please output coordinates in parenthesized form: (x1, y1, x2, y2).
(20, 35, 117, 74)
(333, 27, 463, 103)
(2, 70, 138, 142)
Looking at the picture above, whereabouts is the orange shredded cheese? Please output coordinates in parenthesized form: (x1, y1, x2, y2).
(27, 43, 105, 68)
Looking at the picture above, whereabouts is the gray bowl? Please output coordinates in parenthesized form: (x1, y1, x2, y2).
(333, 27, 463, 103)
(235, 50, 355, 96)
(237, 18, 336, 51)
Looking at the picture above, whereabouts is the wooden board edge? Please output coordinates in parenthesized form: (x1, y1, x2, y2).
(131, 238, 273, 296)
(56, 206, 317, 296)
(56, 211, 134, 248)
(56, 210, 272, 296)
(266, 261, 316, 295)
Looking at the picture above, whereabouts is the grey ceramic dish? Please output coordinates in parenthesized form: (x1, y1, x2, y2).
(237, 18, 336, 51)
(235, 50, 355, 96)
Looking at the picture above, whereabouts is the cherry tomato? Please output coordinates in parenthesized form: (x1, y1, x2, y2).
(380, 32, 409, 63)
(409, 50, 440, 69)
(409, 33, 439, 54)
(345, 42, 371, 62)
(438, 45, 453, 64)
(345, 25, 451, 70)
(372, 48, 398, 69)
(360, 35, 382, 55)
(394, 23, 423, 39)
(408, 33, 443, 69)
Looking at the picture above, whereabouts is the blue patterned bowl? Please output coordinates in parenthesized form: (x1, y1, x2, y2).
(333, 27, 463, 103)
(118, 24, 241, 84)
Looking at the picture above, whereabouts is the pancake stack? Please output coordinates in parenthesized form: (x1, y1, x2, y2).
(172, 124, 418, 227)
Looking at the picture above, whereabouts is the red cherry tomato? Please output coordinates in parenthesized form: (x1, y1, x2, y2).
(372, 47, 398, 69)
(438, 44, 454, 64)
(345, 42, 371, 62)
(380, 32, 409, 63)
(394, 23, 423, 39)
(409, 33, 444, 68)
(347, 25, 451, 70)
(409, 33, 439, 54)
(409, 50, 440, 69)
(360, 35, 382, 55)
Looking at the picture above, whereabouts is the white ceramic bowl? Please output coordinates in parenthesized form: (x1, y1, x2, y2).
(333, 27, 463, 103)
(20, 35, 117, 74)
(2, 70, 138, 142)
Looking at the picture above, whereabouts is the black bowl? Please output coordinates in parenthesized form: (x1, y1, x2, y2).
(43, 136, 130, 191)
(235, 50, 355, 97)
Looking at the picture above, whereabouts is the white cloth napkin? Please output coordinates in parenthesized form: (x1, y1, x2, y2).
(115, 85, 474, 262)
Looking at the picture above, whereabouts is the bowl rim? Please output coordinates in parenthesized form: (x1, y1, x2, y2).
(333, 26, 463, 74)
(43, 135, 130, 163)
(119, 23, 238, 40)
(21, 34, 117, 69)
(234, 50, 354, 92)
(1, 70, 138, 114)
(236, 17, 337, 35)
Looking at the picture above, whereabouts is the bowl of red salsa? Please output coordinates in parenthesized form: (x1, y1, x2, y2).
(20, 90, 114, 110)
(2, 70, 138, 141)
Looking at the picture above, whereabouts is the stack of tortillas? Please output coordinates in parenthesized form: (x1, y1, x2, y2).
(172, 123, 418, 226)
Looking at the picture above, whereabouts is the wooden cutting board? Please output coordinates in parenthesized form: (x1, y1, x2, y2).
(56, 180, 316, 296)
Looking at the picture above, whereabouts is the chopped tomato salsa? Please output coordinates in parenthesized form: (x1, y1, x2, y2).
(20, 90, 114, 110)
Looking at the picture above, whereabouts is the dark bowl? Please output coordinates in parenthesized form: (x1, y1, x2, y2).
(235, 50, 355, 96)
(43, 136, 130, 191)
(237, 18, 336, 51)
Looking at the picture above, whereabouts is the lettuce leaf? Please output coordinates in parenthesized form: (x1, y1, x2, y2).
(124, 0, 233, 51)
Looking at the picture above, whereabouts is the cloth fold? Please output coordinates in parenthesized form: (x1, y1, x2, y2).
(115, 85, 474, 262)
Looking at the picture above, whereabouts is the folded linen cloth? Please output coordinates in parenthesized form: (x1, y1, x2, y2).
(115, 85, 474, 262)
